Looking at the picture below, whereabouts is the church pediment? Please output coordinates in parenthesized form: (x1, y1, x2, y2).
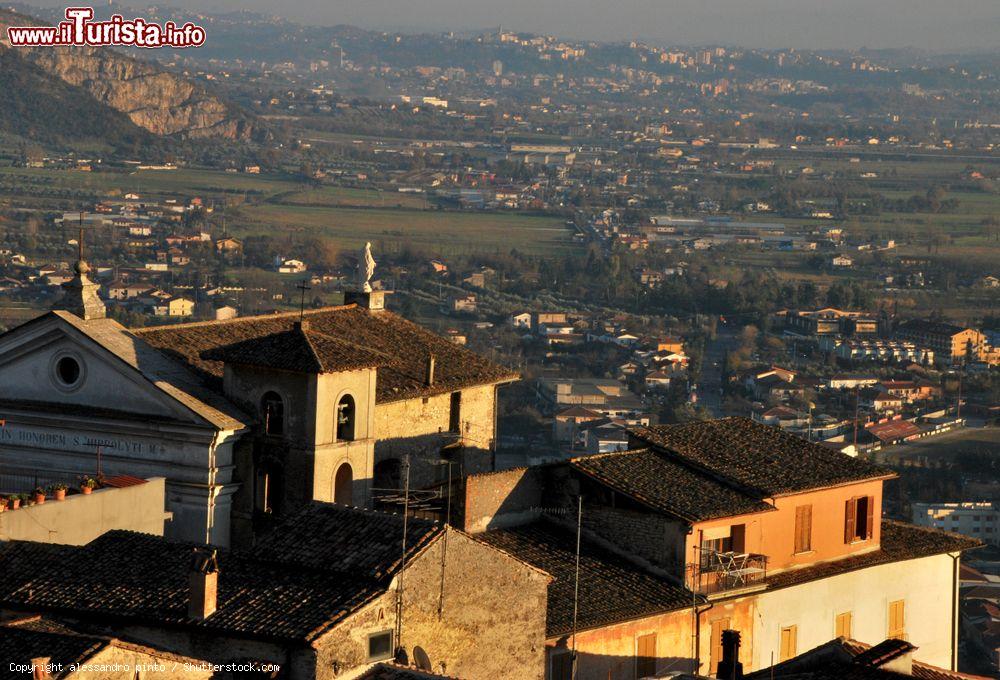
(0, 312, 247, 431)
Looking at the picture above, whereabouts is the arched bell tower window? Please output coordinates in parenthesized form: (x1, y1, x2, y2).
(336, 394, 356, 441)
(334, 462, 354, 505)
(261, 391, 285, 436)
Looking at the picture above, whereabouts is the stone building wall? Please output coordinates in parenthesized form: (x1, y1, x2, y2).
(581, 504, 688, 575)
(461, 466, 544, 534)
(373, 384, 500, 487)
(316, 528, 549, 680)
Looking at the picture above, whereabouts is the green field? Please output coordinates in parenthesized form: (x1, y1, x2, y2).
(0, 165, 578, 256)
(271, 186, 429, 210)
(237, 203, 576, 256)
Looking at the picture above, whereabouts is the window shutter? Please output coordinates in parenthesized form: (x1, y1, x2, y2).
(844, 497, 857, 543)
(636, 633, 657, 678)
(866, 495, 875, 539)
(889, 600, 905, 639)
(780, 626, 797, 662)
(710, 618, 730, 674)
(731, 524, 746, 553)
(835, 612, 852, 638)
(795, 505, 812, 553)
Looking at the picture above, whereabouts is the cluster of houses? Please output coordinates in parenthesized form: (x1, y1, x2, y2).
(743, 363, 960, 452)
(515, 314, 692, 456)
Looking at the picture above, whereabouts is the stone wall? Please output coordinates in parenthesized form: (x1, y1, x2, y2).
(461, 466, 544, 534)
(374, 384, 499, 488)
(581, 504, 688, 575)
(316, 528, 549, 680)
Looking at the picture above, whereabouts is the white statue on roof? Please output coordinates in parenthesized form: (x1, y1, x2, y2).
(358, 241, 376, 293)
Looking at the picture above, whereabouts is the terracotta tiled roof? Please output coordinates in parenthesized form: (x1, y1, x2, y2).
(201, 321, 391, 374)
(570, 447, 775, 522)
(866, 420, 921, 442)
(251, 502, 443, 578)
(137, 305, 519, 403)
(629, 417, 894, 497)
(0, 505, 448, 644)
(476, 518, 699, 637)
(765, 520, 983, 592)
(842, 639, 994, 680)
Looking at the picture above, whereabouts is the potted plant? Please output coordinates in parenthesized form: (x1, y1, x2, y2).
(32, 487, 46, 505)
(0, 497, 7, 513)
(8, 494, 21, 510)
(79, 477, 98, 495)
(50, 483, 68, 501)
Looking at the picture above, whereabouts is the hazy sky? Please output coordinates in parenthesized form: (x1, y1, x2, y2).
(31, 0, 1000, 50)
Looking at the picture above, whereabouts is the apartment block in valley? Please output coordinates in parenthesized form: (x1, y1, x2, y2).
(461, 418, 981, 680)
(895, 319, 988, 366)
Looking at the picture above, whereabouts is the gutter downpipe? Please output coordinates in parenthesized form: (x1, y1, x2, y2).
(950, 551, 960, 671)
(689, 525, 714, 675)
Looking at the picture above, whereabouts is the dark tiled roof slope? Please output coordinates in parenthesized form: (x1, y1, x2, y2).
(137, 306, 518, 403)
(0, 531, 382, 643)
(0, 626, 106, 679)
(0, 506, 447, 644)
(477, 519, 698, 637)
(201, 322, 389, 374)
(0, 541, 78, 586)
(630, 418, 894, 497)
(765, 520, 983, 592)
(841, 639, 994, 680)
(570, 448, 774, 522)
(251, 502, 443, 577)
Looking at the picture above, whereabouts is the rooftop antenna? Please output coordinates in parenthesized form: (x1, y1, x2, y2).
(571, 493, 582, 680)
(394, 454, 412, 662)
(77, 211, 86, 262)
(296, 280, 311, 321)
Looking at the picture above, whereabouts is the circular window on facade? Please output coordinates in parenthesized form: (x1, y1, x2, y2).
(55, 355, 82, 387)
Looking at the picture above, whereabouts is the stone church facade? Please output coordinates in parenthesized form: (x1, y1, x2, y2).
(0, 264, 517, 547)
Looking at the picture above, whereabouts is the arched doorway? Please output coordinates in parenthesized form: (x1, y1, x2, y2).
(334, 462, 353, 505)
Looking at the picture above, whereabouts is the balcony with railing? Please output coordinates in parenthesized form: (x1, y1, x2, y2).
(687, 547, 768, 597)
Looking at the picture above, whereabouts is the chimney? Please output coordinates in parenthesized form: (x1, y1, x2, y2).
(188, 547, 219, 620)
(31, 658, 51, 680)
(425, 354, 436, 387)
(716, 630, 743, 680)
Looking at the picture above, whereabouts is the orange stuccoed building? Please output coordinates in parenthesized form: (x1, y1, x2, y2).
(462, 418, 980, 680)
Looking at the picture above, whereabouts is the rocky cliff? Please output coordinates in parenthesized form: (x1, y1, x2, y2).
(0, 9, 257, 141)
